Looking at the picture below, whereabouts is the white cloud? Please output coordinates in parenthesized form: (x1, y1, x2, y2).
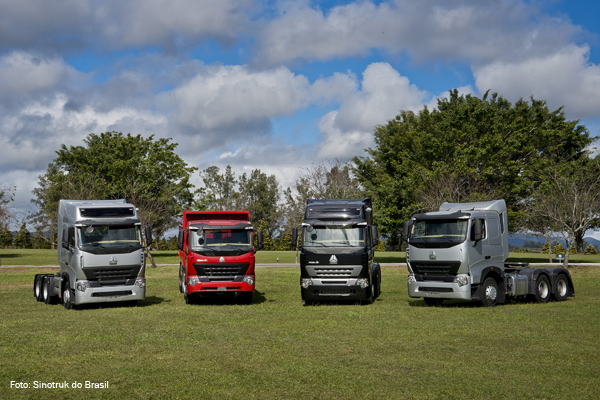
(254, 0, 581, 67)
(0, 52, 69, 95)
(473, 44, 600, 118)
(317, 62, 429, 159)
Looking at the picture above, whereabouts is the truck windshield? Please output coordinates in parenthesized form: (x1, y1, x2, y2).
(78, 225, 142, 249)
(410, 219, 468, 244)
(303, 226, 364, 247)
(190, 229, 252, 252)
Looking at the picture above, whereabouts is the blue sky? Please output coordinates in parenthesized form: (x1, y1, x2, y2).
(1, 0, 600, 238)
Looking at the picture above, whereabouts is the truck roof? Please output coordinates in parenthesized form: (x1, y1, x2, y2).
(181, 211, 251, 229)
(303, 198, 372, 224)
(439, 199, 506, 214)
(58, 199, 139, 224)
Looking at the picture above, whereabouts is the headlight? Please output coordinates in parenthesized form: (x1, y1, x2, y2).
(301, 278, 312, 289)
(135, 277, 146, 288)
(453, 275, 469, 287)
(356, 278, 369, 289)
(407, 274, 416, 285)
(76, 281, 91, 292)
(243, 275, 255, 286)
(188, 276, 200, 286)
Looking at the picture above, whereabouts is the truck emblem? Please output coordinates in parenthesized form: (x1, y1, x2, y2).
(219, 256, 225, 263)
(110, 256, 118, 265)
(329, 255, 338, 264)
(429, 251, 437, 260)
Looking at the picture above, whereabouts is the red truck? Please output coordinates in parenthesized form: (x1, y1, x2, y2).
(177, 211, 263, 304)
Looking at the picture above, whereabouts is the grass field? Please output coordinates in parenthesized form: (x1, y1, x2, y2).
(1, 261, 599, 399)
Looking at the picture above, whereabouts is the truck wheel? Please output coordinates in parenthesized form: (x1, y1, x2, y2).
(424, 298, 444, 306)
(374, 266, 382, 298)
(534, 275, 551, 303)
(43, 279, 57, 305)
(178, 265, 184, 293)
(183, 284, 194, 305)
(239, 292, 253, 305)
(553, 274, 569, 302)
(62, 283, 74, 310)
(481, 278, 498, 307)
(34, 276, 44, 302)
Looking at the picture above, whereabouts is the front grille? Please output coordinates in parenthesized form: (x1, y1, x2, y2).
(83, 265, 141, 285)
(203, 287, 240, 291)
(92, 291, 133, 297)
(410, 262, 461, 276)
(193, 263, 249, 276)
(314, 268, 354, 278)
(418, 287, 454, 293)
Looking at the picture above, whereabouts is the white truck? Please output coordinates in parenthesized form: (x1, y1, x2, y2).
(33, 199, 152, 309)
(403, 200, 574, 307)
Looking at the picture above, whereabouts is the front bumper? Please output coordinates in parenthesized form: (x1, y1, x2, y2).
(73, 284, 145, 304)
(301, 278, 370, 301)
(187, 276, 254, 295)
(408, 279, 472, 300)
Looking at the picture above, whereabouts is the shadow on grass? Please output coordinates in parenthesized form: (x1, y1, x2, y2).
(0, 253, 21, 259)
(186, 290, 267, 306)
(57, 296, 166, 310)
(408, 299, 481, 308)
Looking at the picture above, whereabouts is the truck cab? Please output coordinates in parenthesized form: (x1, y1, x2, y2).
(404, 199, 574, 306)
(34, 199, 152, 309)
(177, 211, 262, 304)
(292, 198, 381, 304)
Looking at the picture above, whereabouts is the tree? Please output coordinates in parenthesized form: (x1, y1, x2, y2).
(31, 132, 196, 243)
(0, 224, 13, 249)
(0, 184, 15, 227)
(584, 244, 598, 255)
(198, 165, 237, 211)
(353, 90, 593, 249)
(284, 160, 363, 233)
(528, 155, 600, 267)
(238, 169, 282, 240)
(13, 221, 33, 249)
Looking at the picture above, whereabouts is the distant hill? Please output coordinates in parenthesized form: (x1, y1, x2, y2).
(509, 233, 600, 249)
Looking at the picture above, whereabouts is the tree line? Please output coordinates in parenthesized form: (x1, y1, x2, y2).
(1, 91, 599, 262)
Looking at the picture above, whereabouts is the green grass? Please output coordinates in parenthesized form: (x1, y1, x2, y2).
(1, 264, 599, 399)
(3, 248, 599, 266)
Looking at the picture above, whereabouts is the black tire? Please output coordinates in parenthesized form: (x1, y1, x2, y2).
(178, 265, 184, 293)
(423, 297, 444, 306)
(43, 279, 57, 305)
(534, 275, 551, 303)
(62, 281, 74, 310)
(34, 276, 44, 302)
(239, 292, 253, 305)
(373, 266, 382, 299)
(183, 283, 194, 305)
(480, 277, 499, 307)
(304, 299, 314, 306)
(553, 274, 569, 302)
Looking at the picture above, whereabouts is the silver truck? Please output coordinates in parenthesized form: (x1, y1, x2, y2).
(403, 199, 574, 307)
(33, 199, 152, 309)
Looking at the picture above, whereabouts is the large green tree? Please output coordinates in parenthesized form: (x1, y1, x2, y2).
(353, 90, 593, 249)
(31, 132, 196, 243)
(13, 221, 33, 249)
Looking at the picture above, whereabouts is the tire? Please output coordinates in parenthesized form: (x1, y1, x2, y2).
(373, 266, 382, 299)
(480, 277, 499, 307)
(534, 275, 551, 303)
(553, 274, 569, 302)
(423, 297, 444, 306)
(43, 279, 57, 305)
(239, 292, 253, 305)
(62, 282, 74, 310)
(178, 265, 184, 293)
(183, 283, 194, 305)
(34, 276, 44, 302)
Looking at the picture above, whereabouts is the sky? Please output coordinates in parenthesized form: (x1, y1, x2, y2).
(1, 0, 600, 239)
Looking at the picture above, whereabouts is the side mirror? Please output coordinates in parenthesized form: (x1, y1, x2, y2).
(61, 228, 69, 249)
(291, 227, 298, 248)
(473, 219, 483, 242)
(177, 230, 184, 250)
(145, 226, 153, 247)
(371, 226, 379, 246)
(256, 230, 264, 251)
(402, 220, 412, 241)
